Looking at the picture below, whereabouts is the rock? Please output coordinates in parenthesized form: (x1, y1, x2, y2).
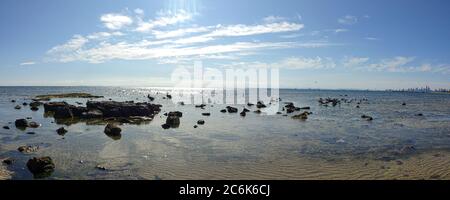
(202, 113, 211, 116)
(361, 115, 373, 121)
(240, 110, 246, 117)
(2, 158, 14, 165)
(165, 112, 181, 128)
(197, 120, 205, 125)
(28, 122, 41, 128)
(396, 160, 404, 165)
(2, 126, 9, 130)
(166, 94, 172, 99)
(179, 102, 185, 106)
(18, 145, 38, 153)
(44, 102, 69, 112)
(15, 119, 29, 128)
(402, 102, 406, 106)
(247, 103, 254, 107)
(80, 109, 103, 119)
(168, 111, 183, 118)
(243, 108, 250, 112)
(30, 106, 39, 111)
(26, 157, 55, 177)
(193, 125, 198, 128)
(195, 104, 206, 109)
(256, 101, 267, 109)
(299, 107, 311, 110)
(254, 110, 262, 114)
(292, 112, 310, 120)
(26, 132, 36, 135)
(86, 101, 161, 118)
(161, 124, 170, 129)
(147, 95, 155, 101)
(416, 113, 424, 116)
(220, 109, 227, 113)
(22, 102, 28, 106)
(276, 112, 282, 115)
(53, 106, 74, 119)
(56, 127, 68, 135)
(11, 100, 16, 103)
(356, 105, 360, 108)
(226, 106, 238, 113)
(29, 101, 43, 107)
(14, 105, 21, 110)
(104, 124, 122, 136)
(398, 145, 416, 155)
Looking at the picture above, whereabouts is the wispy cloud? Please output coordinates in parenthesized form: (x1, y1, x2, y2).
(343, 56, 370, 67)
(100, 13, 133, 30)
(20, 61, 36, 66)
(135, 10, 193, 33)
(338, 15, 358, 25)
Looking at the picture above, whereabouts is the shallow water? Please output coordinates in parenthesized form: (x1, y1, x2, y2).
(1, 86, 450, 180)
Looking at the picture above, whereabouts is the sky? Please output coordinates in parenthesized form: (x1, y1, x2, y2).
(0, 0, 449, 89)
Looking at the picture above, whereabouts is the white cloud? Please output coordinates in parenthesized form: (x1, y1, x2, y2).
(334, 28, 349, 33)
(207, 22, 304, 37)
(275, 57, 336, 69)
(100, 13, 133, 30)
(20, 61, 36, 66)
(343, 56, 370, 67)
(135, 10, 193, 32)
(134, 8, 144, 15)
(152, 26, 212, 39)
(48, 35, 88, 54)
(365, 37, 379, 41)
(263, 16, 286, 23)
(87, 31, 124, 40)
(338, 15, 358, 25)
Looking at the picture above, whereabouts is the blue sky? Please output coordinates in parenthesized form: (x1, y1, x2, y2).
(0, 0, 449, 89)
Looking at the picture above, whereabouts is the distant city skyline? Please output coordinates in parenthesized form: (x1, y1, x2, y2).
(0, 0, 449, 89)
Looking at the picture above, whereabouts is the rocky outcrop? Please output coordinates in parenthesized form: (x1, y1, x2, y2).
(226, 106, 238, 113)
(56, 127, 68, 135)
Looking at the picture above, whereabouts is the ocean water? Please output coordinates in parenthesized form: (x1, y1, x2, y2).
(1, 86, 450, 180)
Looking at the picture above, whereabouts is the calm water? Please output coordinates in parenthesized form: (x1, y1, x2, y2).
(1, 86, 450, 180)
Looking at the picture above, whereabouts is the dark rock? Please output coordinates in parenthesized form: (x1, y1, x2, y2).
(2, 126, 9, 130)
(15, 119, 29, 128)
(292, 112, 310, 120)
(11, 100, 16, 103)
(416, 113, 424, 116)
(2, 158, 14, 165)
(276, 112, 282, 115)
(80, 109, 103, 119)
(14, 105, 21, 110)
(240, 110, 246, 117)
(22, 102, 28, 106)
(402, 102, 406, 106)
(44, 102, 69, 112)
(168, 111, 183, 118)
(53, 106, 74, 119)
(226, 106, 238, 113)
(202, 113, 211, 116)
(96, 165, 107, 171)
(104, 124, 122, 136)
(220, 109, 227, 113)
(193, 125, 198, 128)
(361, 115, 373, 121)
(166, 94, 172, 99)
(147, 95, 155, 101)
(27, 157, 55, 178)
(197, 120, 205, 125)
(254, 110, 262, 114)
(299, 107, 311, 110)
(86, 101, 161, 118)
(161, 124, 170, 129)
(165, 112, 181, 128)
(256, 101, 267, 109)
(247, 103, 254, 107)
(243, 108, 250, 112)
(56, 127, 68, 135)
(26, 132, 36, 135)
(30, 106, 39, 111)
(195, 104, 206, 109)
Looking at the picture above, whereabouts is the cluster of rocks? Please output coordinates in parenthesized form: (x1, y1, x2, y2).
(43, 101, 162, 124)
(14, 119, 41, 129)
(318, 98, 341, 107)
(283, 102, 310, 114)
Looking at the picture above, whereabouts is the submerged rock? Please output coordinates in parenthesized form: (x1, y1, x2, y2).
(26, 157, 55, 178)
(195, 104, 206, 109)
(292, 111, 311, 120)
(2, 126, 9, 130)
(247, 103, 254, 107)
(14, 105, 21, 110)
(202, 113, 211, 116)
(163, 112, 182, 128)
(220, 109, 227, 113)
(197, 120, 205, 125)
